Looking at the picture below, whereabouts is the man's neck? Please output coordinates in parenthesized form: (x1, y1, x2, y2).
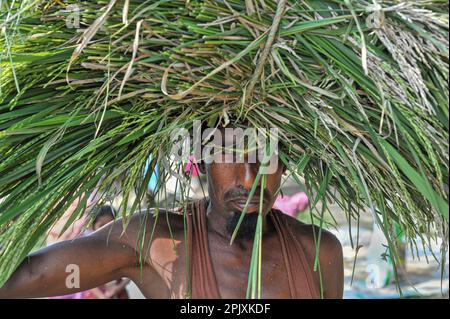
(205, 197, 273, 244)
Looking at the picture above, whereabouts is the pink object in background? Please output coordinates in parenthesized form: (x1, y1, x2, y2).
(273, 192, 309, 218)
(184, 156, 200, 178)
(48, 292, 85, 299)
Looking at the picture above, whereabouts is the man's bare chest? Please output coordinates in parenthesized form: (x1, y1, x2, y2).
(144, 233, 294, 298)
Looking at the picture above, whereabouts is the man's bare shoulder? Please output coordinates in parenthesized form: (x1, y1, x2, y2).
(121, 207, 188, 238)
(282, 215, 345, 298)
(98, 206, 189, 250)
(283, 215, 343, 257)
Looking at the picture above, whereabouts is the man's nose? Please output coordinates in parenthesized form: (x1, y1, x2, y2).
(239, 163, 259, 190)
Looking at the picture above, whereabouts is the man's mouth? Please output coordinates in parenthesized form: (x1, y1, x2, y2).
(226, 197, 268, 213)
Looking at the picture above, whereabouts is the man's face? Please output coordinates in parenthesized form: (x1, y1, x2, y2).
(207, 160, 284, 214)
(204, 152, 285, 239)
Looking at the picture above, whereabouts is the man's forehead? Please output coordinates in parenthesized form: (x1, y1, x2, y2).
(205, 126, 271, 145)
(188, 123, 281, 173)
(206, 133, 268, 157)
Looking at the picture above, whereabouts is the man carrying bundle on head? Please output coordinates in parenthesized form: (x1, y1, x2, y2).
(0, 125, 344, 299)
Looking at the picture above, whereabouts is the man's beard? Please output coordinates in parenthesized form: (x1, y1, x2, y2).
(226, 212, 259, 241)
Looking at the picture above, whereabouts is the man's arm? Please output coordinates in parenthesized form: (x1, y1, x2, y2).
(0, 220, 140, 299)
(319, 231, 344, 299)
